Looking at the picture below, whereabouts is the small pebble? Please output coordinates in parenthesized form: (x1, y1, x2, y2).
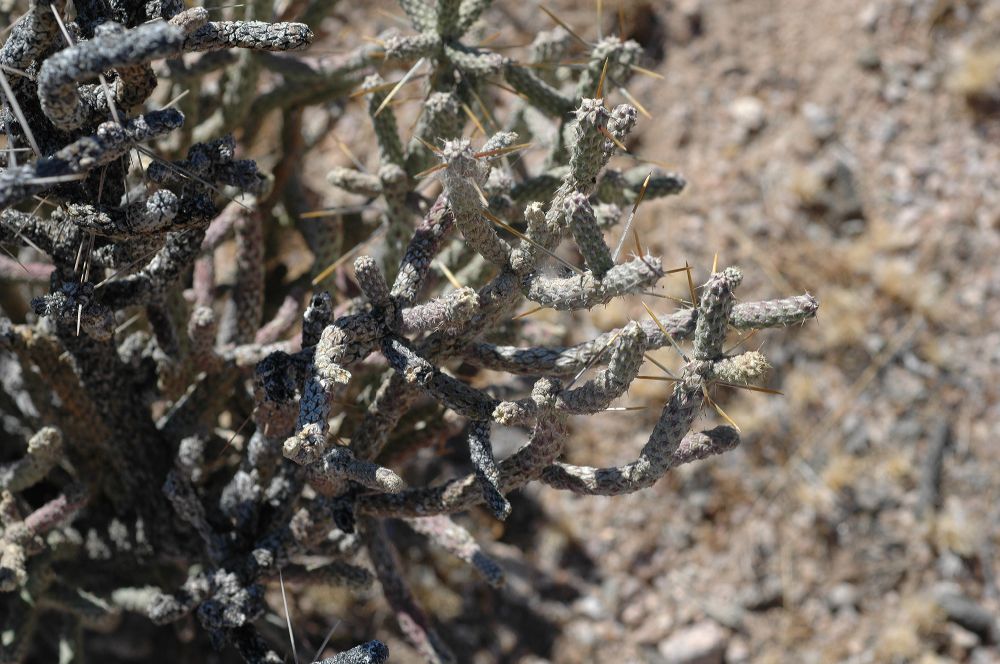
(657, 621, 728, 664)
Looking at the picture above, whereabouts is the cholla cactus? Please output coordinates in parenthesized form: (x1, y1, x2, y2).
(0, 1, 818, 663)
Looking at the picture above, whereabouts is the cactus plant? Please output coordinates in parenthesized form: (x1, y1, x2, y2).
(0, 1, 817, 662)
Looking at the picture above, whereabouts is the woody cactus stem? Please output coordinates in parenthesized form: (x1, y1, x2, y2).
(0, 0, 818, 662)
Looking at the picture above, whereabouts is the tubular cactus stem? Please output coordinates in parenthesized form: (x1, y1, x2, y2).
(0, 427, 62, 493)
(462, 294, 818, 375)
(564, 192, 614, 277)
(0, 110, 184, 209)
(441, 139, 514, 268)
(694, 267, 743, 360)
(522, 256, 663, 310)
(37, 20, 186, 130)
(467, 420, 510, 520)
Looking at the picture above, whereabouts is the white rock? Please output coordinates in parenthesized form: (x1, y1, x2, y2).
(657, 621, 728, 664)
(726, 637, 751, 664)
(803, 103, 836, 141)
(827, 582, 860, 611)
(729, 96, 766, 132)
